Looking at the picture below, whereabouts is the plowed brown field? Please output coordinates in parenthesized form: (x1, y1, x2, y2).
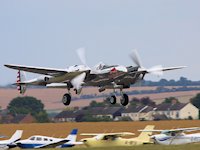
(1, 88, 200, 110)
(1, 120, 200, 140)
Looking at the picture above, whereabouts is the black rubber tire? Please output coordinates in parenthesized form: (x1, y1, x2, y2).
(62, 93, 71, 106)
(109, 95, 117, 104)
(120, 93, 129, 106)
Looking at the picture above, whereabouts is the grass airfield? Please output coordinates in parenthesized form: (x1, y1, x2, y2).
(1, 120, 200, 150)
(1, 120, 200, 140)
(12, 144, 200, 150)
(72, 144, 200, 150)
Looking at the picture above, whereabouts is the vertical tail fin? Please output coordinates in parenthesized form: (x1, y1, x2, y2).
(8, 130, 23, 143)
(17, 70, 27, 94)
(137, 125, 155, 143)
(65, 129, 78, 143)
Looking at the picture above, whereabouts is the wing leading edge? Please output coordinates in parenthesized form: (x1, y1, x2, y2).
(4, 64, 68, 76)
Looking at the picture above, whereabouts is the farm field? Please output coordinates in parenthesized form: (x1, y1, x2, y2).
(1, 87, 200, 110)
(1, 120, 200, 140)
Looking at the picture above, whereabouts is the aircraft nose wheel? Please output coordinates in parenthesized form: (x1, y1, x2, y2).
(108, 95, 117, 104)
(62, 93, 71, 106)
(120, 93, 129, 106)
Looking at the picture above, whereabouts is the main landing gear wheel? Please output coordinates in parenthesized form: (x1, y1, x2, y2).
(62, 93, 71, 106)
(120, 93, 129, 106)
(108, 95, 117, 104)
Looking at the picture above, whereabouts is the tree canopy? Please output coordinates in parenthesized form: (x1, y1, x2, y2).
(162, 97, 179, 104)
(191, 93, 200, 109)
(7, 96, 49, 123)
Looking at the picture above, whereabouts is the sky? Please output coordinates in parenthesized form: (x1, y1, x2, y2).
(0, 0, 200, 85)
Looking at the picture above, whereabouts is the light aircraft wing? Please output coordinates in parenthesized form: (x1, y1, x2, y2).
(139, 127, 200, 133)
(168, 127, 200, 133)
(81, 132, 135, 138)
(4, 64, 68, 76)
(34, 139, 69, 149)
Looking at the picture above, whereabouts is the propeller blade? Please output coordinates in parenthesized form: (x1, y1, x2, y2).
(147, 65, 164, 76)
(76, 47, 87, 67)
(71, 72, 86, 90)
(129, 49, 143, 68)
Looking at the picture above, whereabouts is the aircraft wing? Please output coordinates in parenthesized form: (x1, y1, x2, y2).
(135, 66, 186, 74)
(81, 132, 135, 138)
(34, 139, 69, 149)
(139, 127, 200, 133)
(4, 64, 68, 76)
(160, 66, 187, 72)
(168, 127, 200, 133)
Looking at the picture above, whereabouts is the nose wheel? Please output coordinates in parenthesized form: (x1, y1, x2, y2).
(62, 93, 71, 106)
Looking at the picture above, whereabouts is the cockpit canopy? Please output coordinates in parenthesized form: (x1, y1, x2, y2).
(94, 62, 118, 70)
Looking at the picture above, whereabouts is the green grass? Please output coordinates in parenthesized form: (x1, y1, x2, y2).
(13, 143, 200, 150)
(35, 144, 200, 150)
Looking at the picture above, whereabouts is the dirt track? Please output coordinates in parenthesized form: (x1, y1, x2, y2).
(1, 120, 200, 140)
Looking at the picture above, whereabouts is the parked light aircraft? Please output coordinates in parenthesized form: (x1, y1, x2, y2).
(4, 48, 186, 106)
(80, 125, 155, 147)
(16, 129, 82, 149)
(139, 127, 200, 145)
(0, 130, 23, 150)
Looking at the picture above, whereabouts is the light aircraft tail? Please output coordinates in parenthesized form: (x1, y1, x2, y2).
(65, 129, 78, 143)
(8, 130, 23, 143)
(137, 125, 155, 143)
(16, 70, 27, 94)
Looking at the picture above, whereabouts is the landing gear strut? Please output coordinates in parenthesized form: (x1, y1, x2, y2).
(62, 93, 71, 106)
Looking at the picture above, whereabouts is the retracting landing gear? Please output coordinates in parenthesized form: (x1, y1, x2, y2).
(62, 89, 71, 106)
(107, 89, 129, 106)
(108, 95, 117, 104)
(120, 93, 129, 106)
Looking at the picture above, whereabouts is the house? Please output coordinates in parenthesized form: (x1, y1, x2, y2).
(53, 110, 85, 122)
(11, 114, 36, 123)
(121, 105, 155, 121)
(53, 107, 124, 122)
(89, 107, 123, 119)
(1, 114, 36, 124)
(154, 102, 199, 120)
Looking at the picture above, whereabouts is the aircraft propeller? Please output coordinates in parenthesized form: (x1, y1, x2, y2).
(76, 47, 89, 68)
(130, 49, 164, 77)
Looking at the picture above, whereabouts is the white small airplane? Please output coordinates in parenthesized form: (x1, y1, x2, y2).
(5, 48, 186, 106)
(0, 130, 23, 150)
(16, 129, 82, 149)
(139, 127, 200, 145)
